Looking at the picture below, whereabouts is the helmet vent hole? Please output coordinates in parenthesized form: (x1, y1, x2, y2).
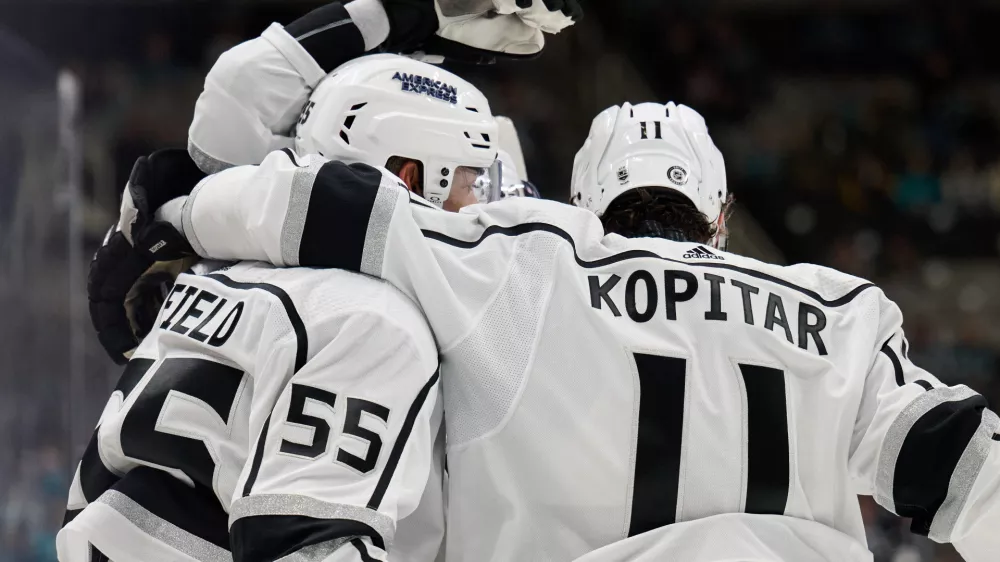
(340, 131, 350, 145)
(466, 107, 479, 113)
(344, 115, 356, 129)
(471, 143, 491, 149)
(481, 133, 491, 142)
(350, 102, 367, 111)
(665, 106, 671, 117)
(464, 132, 471, 139)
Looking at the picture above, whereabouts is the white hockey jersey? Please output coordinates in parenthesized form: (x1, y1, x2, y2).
(59, 261, 443, 562)
(187, 1, 378, 175)
(171, 152, 1000, 562)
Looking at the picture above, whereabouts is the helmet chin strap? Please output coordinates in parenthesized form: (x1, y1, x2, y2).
(634, 220, 688, 242)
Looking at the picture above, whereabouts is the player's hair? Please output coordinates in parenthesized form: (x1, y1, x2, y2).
(600, 187, 733, 243)
(385, 156, 424, 197)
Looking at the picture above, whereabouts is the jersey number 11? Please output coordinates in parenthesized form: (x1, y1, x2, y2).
(629, 353, 789, 537)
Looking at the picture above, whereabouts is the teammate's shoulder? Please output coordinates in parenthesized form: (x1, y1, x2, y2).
(466, 198, 606, 242)
(293, 270, 436, 363)
(723, 251, 882, 306)
(507, 197, 597, 219)
(205, 260, 434, 346)
(638, 241, 880, 307)
(187, 260, 399, 318)
(779, 261, 876, 295)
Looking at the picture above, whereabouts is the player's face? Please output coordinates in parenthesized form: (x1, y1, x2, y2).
(444, 165, 490, 212)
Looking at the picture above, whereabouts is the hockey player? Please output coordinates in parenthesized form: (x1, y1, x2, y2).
(107, 101, 1000, 562)
(89, 0, 570, 362)
(60, 55, 509, 562)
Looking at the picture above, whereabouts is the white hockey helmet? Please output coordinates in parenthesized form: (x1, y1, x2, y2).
(494, 116, 541, 199)
(295, 54, 501, 206)
(570, 102, 728, 247)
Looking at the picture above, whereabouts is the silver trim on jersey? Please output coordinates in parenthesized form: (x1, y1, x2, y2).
(184, 179, 209, 258)
(874, 385, 980, 514)
(360, 178, 402, 278)
(275, 538, 352, 562)
(97, 490, 232, 562)
(929, 408, 1000, 542)
(294, 19, 353, 42)
(188, 140, 235, 176)
(229, 494, 394, 548)
(281, 161, 324, 267)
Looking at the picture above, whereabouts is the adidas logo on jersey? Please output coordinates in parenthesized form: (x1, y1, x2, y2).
(682, 245, 723, 260)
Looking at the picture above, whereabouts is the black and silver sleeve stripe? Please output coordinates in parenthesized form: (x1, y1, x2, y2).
(284, 2, 366, 72)
(229, 494, 392, 562)
(188, 140, 235, 176)
(288, 160, 403, 275)
(92, 466, 231, 562)
(875, 384, 1000, 541)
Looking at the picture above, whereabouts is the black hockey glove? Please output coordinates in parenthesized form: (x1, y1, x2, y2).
(88, 226, 155, 364)
(89, 149, 205, 364)
(120, 148, 205, 261)
(88, 231, 197, 364)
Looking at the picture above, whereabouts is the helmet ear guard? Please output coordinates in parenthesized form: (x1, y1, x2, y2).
(570, 101, 729, 248)
(421, 128, 500, 206)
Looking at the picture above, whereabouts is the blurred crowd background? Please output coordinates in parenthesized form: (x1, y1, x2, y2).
(1, 0, 998, 561)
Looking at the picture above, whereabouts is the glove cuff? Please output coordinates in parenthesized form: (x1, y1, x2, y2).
(344, 0, 391, 51)
(421, 34, 540, 65)
(285, 2, 367, 72)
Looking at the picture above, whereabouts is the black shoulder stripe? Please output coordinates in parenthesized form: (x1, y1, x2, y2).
(420, 223, 876, 307)
(284, 2, 365, 73)
(367, 368, 440, 510)
(205, 274, 307, 371)
(231, 515, 385, 562)
(351, 538, 379, 562)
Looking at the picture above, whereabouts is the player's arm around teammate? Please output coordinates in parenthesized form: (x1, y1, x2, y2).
(188, 0, 582, 173)
(161, 148, 534, 353)
(849, 290, 1000, 562)
(128, 101, 1000, 559)
(187, 0, 390, 173)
